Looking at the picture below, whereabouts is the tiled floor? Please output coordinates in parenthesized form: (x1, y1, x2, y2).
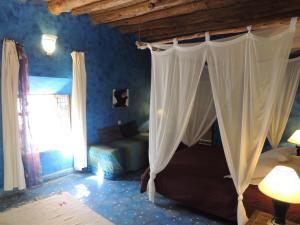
(0, 172, 232, 225)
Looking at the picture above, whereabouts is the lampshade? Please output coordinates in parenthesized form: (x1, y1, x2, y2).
(287, 130, 300, 146)
(258, 166, 300, 204)
(41, 34, 57, 55)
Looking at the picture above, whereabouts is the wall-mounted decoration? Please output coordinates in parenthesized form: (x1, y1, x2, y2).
(113, 89, 129, 108)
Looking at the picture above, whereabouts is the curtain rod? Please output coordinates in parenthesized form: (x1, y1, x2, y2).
(136, 18, 298, 50)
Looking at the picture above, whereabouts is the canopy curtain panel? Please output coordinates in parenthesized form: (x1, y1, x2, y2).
(1, 39, 26, 191)
(71, 51, 87, 171)
(207, 22, 295, 224)
(268, 57, 300, 148)
(182, 66, 216, 147)
(148, 43, 207, 202)
(147, 18, 296, 225)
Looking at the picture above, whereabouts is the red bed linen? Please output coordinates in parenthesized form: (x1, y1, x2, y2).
(140, 144, 300, 223)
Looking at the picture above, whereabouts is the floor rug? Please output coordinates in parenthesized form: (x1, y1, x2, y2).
(0, 192, 114, 225)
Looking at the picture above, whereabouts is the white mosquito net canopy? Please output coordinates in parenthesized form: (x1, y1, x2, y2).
(147, 18, 299, 225)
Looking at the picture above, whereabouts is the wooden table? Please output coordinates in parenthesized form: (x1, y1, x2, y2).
(246, 210, 299, 225)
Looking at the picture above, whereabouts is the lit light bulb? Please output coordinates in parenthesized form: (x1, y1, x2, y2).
(41, 34, 57, 55)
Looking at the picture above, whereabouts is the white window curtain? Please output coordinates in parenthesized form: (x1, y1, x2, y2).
(268, 57, 300, 148)
(207, 22, 296, 225)
(71, 51, 87, 171)
(182, 66, 216, 146)
(1, 39, 26, 191)
(148, 43, 207, 202)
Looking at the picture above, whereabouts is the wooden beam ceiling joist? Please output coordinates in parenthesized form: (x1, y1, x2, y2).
(142, 9, 300, 41)
(111, 0, 241, 27)
(91, 0, 197, 24)
(136, 20, 300, 49)
(48, 0, 99, 15)
(146, 13, 299, 42)
(117, 0, 300, 39)
(72, 0, 145, 16)
(47, 0, 300, 49)
(136, 20, 286, 48)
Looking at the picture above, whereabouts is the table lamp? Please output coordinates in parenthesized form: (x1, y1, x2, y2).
(287, 130, 300, 156)
(258, 166, 300, 225)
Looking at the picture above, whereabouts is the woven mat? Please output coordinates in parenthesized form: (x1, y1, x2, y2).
(0, 192, 114, 225)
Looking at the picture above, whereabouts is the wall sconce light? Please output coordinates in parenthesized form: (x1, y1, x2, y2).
(41, 34, 57, 55)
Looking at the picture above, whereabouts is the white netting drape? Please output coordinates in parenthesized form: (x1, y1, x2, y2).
(148, 44, 207, 202)
(207, 24, 295, 224)
(182, 66, 216, 146)
(148, 19, 296, 225)
(268, 57, 300, 148)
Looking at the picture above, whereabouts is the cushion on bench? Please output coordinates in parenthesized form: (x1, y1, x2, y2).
(110, 138, 148, 171)
(90, 121, 149, 179)
(88, 145, 126, 179)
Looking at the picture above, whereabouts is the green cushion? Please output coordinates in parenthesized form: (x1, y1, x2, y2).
(88, 145, 125, 179)
(111, 139, 148, 171)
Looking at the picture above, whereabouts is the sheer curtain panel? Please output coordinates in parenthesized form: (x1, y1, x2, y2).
(268, 57, 300, 148)
(71, 51, 87, 171)
(1, 39, 26, 191)
(148, 43, 207, 202)
(182, 66, 216, 146)
(17, 44, 42, 187)
(207, 21, 296, 225)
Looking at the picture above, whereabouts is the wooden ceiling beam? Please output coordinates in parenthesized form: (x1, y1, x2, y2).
(72, 0, 145, 16)
(48, 0, 99, 15)
(136, 20, 300, 49)
(136, 20, 286, 47)
(146, 14, 300, 42)
(91, 0, 197, 24)
(140, 9, 300, 40)
(119, 0, 299, 35)
(145, 14, 298, 42)
(111, 0, 241, 27)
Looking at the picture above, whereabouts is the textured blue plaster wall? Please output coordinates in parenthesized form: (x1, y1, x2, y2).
(0, 0, 151, 188)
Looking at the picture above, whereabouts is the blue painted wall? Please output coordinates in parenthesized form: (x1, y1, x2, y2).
(0, 0, 151, 188)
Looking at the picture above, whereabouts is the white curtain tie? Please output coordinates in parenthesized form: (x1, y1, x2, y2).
(290, 17, 298, 30)
(173, 38, 178, 46)
(148, 171, 157, 202)
(205, 32, 210, 42)
(150, 172, 157, 180)
(247, 26, 252, 33)
(238, 194, 243, 201)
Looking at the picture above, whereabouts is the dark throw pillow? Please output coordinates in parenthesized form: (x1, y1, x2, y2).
(99, 125, 123, 144)
(119, 121, 139, 138)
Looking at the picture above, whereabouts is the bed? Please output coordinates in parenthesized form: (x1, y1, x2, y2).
(140, 144, 300, 223)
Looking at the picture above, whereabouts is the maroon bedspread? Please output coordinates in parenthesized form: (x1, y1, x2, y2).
(140, 144, 300, 223)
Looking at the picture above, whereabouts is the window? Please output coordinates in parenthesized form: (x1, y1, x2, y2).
(27, 95, 72, 155)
